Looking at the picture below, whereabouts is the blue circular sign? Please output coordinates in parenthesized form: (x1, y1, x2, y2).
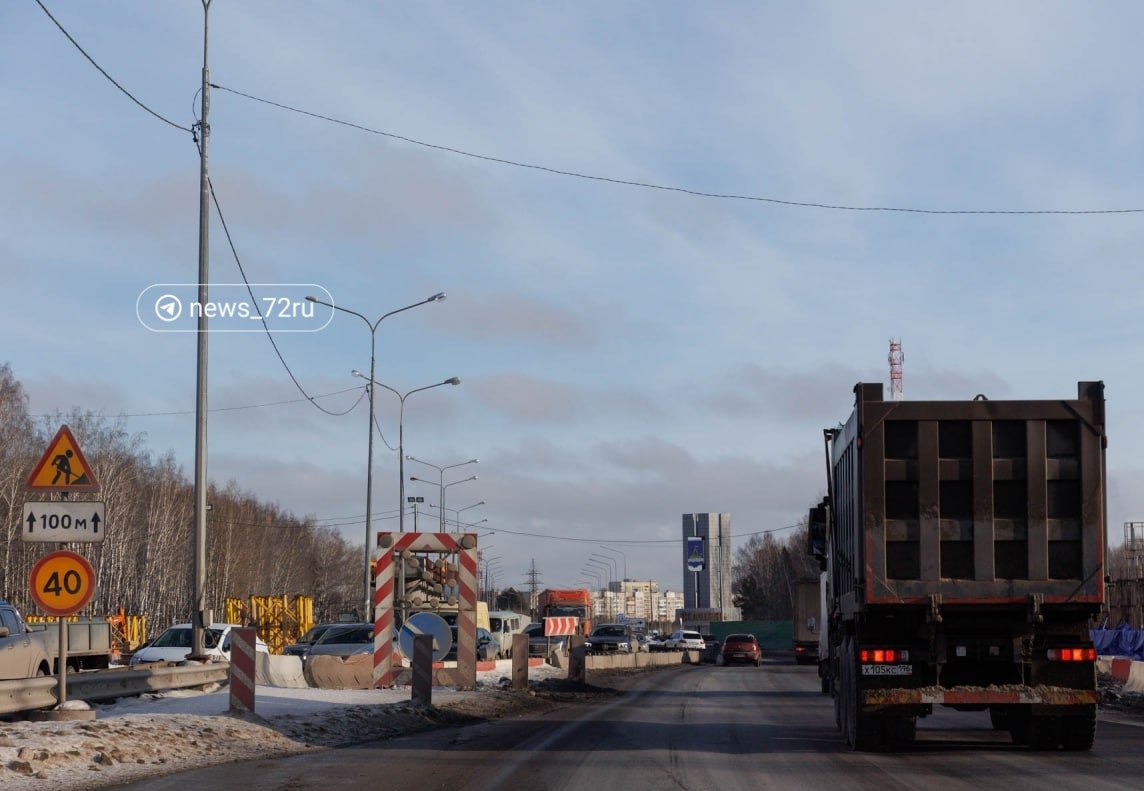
(398, 611, 453, 662)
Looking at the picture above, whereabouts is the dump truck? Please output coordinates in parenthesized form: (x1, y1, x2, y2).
(811, 381, 1106, 752)
(792, 577, 822, 664)
(537, 589, 592, 636)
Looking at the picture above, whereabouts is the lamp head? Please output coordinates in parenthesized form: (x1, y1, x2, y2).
(428, 292, 446, 302)
(445, 377, 461, 386)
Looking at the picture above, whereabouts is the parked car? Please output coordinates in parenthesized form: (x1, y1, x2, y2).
(720, 633, 763, 666)
(303, 623, 374, 668)
(645, 634, 670, 652)
(586, 623, 637, 654)
(667, 630, 705, 652)
(525, 622, 570, 657)
(128, 623, 268, 666)
(444, 626, 498, 662)
(284, 622, 345, 659)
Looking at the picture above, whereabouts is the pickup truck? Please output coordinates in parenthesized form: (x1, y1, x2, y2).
(0, 600, 112, 679)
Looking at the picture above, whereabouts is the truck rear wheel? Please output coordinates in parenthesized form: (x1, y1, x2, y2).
(842, 638, 883, 751)
(1027, 715, 1061, 751)
(884, 717, 917, 751)
(1060, 706, 1096, 751)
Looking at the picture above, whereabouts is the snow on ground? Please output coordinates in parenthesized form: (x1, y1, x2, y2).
(0, 661, 569, 791)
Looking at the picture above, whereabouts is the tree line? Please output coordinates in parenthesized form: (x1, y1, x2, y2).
(0, 364, 360, 629)
(731, 522, 820, 621)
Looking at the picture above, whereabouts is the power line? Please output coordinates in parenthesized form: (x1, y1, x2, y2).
(32, 385, 367, 420)
(211, 83, 1143, 217)
(34, 0, 192, 134)
(207, 177, 365, 418)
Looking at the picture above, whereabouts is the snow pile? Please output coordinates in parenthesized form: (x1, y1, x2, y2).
(0, 661, 567, 791)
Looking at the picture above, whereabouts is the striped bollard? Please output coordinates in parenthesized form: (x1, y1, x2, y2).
(228, 627, 257, 713)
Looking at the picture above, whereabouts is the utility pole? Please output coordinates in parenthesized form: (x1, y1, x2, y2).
(190, 0, 213, 660)
(525, 559, 542, 620)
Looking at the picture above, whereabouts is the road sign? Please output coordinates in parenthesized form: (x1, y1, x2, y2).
(22, 502, 106, 543)
(407, 496, 424, 503)
(26, 425, 100, 492)
(29, 550, 96, 616)
(399, 611, 452, 663)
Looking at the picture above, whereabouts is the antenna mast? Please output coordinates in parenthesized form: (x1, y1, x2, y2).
(888, 339, 904, 401)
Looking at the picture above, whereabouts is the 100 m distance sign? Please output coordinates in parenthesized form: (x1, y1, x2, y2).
(29, 550, 96, 616)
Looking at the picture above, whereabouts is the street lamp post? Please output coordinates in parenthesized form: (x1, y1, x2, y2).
(586, 558, 614, 620)
(352, 373, 461, 535)
(429, 500, 484, 529)
(306, 292, 445, 620)
(580, 568, 605, 621)
(601, 546, 628, 582)
(407, 456, 478, 531)
(591, 553, 618, 588)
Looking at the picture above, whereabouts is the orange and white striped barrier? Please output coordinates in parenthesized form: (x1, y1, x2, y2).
(228, 627, 257, 713)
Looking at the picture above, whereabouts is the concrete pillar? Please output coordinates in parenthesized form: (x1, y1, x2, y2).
(511, 633, 528, 690)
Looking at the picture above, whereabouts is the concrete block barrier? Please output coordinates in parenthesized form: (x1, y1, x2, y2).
(257, 653, 307, 688)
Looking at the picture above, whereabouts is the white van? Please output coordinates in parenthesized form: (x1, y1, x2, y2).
(487, 610, 530, 658)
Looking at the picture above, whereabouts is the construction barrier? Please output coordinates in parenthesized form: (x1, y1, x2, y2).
(225, 595, 313, 654)
(228, 628, 257, 713)
(1092, 628, 1144, 661)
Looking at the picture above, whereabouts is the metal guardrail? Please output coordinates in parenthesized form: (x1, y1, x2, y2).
(0, 663, 230, 716)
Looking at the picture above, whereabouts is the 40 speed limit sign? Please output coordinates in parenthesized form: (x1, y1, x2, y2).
(29, 550, 96, 616)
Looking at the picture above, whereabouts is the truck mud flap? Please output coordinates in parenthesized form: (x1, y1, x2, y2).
(864, 686, 1099, 707)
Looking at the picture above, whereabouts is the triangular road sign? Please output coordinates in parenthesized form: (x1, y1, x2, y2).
(26, 425, 100, 492)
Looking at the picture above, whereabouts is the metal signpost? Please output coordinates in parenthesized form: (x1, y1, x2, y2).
(23, 424, 104, 720)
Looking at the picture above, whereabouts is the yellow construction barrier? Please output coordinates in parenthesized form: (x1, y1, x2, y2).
(224, 595, 313, 654)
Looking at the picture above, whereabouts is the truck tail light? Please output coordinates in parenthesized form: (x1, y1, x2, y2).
(1047, 647, 1096, 662)
(860, 648, 909, 663)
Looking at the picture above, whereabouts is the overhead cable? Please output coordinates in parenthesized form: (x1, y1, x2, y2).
(211, 83, 1142, 216)
(207, 177, 365, 417)
(34, 0, 192, 133)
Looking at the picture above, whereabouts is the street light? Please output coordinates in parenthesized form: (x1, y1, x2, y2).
(352, 372, 460, 534)
(590, 553, 618, 590)
(407, 456, 478, 530)
(601, 546, 628, 582)
(407, 457, 479, 531)
(306, 291, 445, 620)
(587, 558, 614, 621)
(429, 500, 485, 529)
(580, 568, 605, 621)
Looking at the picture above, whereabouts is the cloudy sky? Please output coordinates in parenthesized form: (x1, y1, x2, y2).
(2, 2, 1142, 595)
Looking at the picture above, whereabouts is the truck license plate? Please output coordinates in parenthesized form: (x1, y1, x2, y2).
(861, 664, 911, 676)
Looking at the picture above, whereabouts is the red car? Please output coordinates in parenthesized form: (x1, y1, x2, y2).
(721, 633, 762, 666)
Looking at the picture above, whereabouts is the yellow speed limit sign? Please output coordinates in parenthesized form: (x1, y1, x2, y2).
(29, 550, 96, 616)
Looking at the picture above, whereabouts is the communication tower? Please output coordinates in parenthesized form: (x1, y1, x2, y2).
(888, 339, 904, 401)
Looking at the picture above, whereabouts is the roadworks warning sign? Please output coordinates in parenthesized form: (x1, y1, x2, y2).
(26, 425, 100, 492)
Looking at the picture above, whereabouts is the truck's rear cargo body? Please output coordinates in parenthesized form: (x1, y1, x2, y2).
(819, 382, 1106, 752)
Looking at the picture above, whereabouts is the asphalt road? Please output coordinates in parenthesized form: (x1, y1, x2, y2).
(119, 660, 1144, 790)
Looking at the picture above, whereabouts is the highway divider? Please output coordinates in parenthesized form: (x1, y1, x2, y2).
(0, 662, 230, 716)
